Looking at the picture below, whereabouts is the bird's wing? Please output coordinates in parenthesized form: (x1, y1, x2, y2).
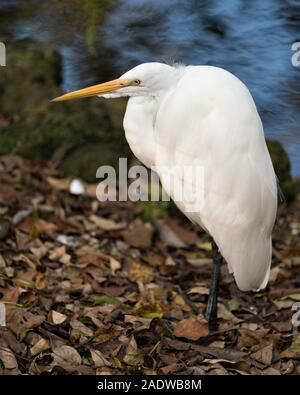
(155, 66, 277, 291)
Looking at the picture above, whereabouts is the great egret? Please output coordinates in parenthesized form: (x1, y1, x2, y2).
(53, 62, 278, 329)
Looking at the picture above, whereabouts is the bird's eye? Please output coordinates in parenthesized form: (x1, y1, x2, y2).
(134, 79, 141, 85)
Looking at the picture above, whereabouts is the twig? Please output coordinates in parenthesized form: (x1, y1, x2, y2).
(176, 285, 200, 315)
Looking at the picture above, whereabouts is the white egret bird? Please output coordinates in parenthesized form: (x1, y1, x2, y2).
(53, 62, 278, 329)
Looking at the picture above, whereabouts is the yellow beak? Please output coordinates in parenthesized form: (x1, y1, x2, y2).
(52, 78, 134, 102)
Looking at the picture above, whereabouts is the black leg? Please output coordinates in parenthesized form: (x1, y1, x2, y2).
(205, 239, 223, 331)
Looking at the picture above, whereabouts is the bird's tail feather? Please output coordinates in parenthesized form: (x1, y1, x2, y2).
(216, 233, 272, 292)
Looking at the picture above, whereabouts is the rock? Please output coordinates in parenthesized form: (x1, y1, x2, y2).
(60, 140, 130, 182)
(0, 39, 62, 119)
(69, 179, 85, 195)
(0, 40, 131, 181)
(267, 140, 296, 201)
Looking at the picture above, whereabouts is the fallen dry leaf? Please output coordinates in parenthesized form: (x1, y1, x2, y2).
(128, 261, 154, 283)
(251, 343, 273, 366)
(52, 345, 81, 366)
(89, 214, 126, 231)
(174, 316, 209, 340)
(165, 217, 199, 245)
(0, 347, 18, 369)
(6, 309, 45, 336)
(123, 335, 143, 366)
(281, 336, 300, 359)
(70, 318, 93, 337)
(218, 303, 241, 323)
(110, 257, 121, 276)
(122, 219, 153, 247)
(46, 176, 70, 191)
(263, 367, 281, 375)
(188, 286, 210, 295)
(48, 310, 67, 325)
(30, 338, 50, 357)
(155, 219, 187, 248)
(90, 349, 111, 368)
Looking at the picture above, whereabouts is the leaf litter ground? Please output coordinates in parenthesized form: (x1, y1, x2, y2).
(0, 155, 299, 375)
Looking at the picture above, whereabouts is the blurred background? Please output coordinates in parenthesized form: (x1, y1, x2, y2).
(0, 0, 299, 195)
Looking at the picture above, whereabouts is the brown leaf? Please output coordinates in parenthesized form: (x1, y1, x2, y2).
(128, 261, 154, 283)
(269, 267, 281, 283)
(160, 257, 177, 276)
(165, 217, 199, 245)
(160, 363, 182, 374)
(30, 338, 50, 357)
(48, 310, 67, 325)
(174, 317, 209, 340)
(0, 328, 26, 354)
(37, 219, 58, 235)
(165, 256, 176, 266)
(142, 251, 164, 267)
(52, 345, 81, 366)
(218, 303, 241, 323)
(204, 358, 251, 373)
(188, 286, 210, 295)
(123, 336, 143, 366)
(263, 367, 281, 375)
(163, 338, 246, 362)
(110, 257, 121, 276)
(251, 343, 273, 366)
(49, 246, 66, 261)
(0, 287, 20, 303)
(46, 176, 70, 190)
(70, 318, 93, 337)
(6, 308, 45, 336)
(272, 321, 292, 332)
(273, 300, 294, 310)
(89, 214, 126, 231)
(30, 243, 48, 259)
(90, 349, 111, 368)
(84, 306, 112, 327)
(238, 328, 261, 348)
(155, 219, 187, 248)
(0, 347, 18, 369)
(282, 359, 296, 374)
(280, 335, 300, 359)
(122, 219, 153, 247)
(209, 341, 225, 349)
(15, 229, 30, 250)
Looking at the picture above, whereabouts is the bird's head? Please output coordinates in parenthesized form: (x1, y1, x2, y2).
(52, 62, 179, 102)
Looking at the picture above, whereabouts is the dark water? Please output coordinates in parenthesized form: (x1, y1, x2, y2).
(1, 0, 300, 175)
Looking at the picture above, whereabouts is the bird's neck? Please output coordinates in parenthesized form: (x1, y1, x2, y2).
(123, 96, 158, 168)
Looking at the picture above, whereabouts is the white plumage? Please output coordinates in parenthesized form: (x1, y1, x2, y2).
(53, 62, 278, 292)
(121, 63, 277, 291)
